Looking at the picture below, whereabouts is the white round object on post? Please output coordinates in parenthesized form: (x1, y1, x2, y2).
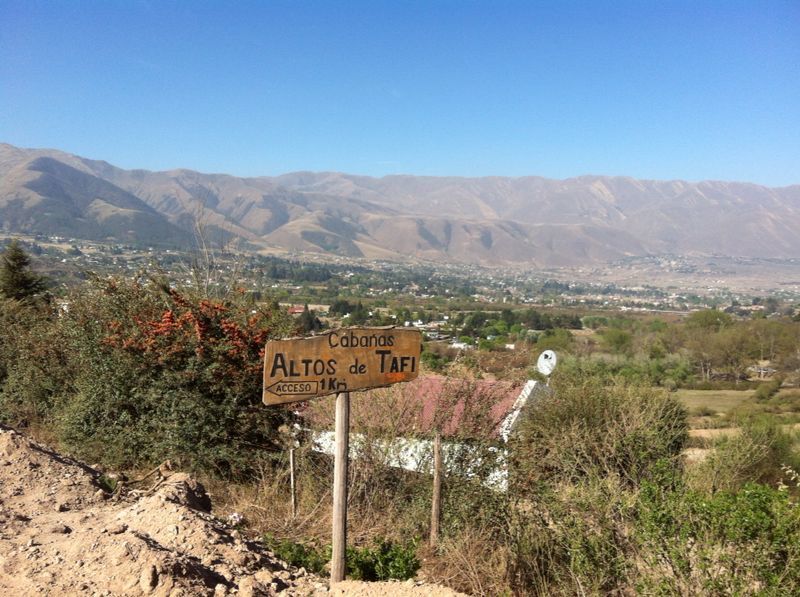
(536, 350, 558, 376)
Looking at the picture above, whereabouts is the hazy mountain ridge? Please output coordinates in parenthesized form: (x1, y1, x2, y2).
(0, 151, 192, 246)
(1, 143, 798, 266)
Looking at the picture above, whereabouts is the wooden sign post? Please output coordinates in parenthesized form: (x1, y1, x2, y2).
(331, 390, 350, 582)
(263, 327, 421, 584)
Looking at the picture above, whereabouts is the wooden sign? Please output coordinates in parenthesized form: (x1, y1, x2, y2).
(263, 327, 422, 406)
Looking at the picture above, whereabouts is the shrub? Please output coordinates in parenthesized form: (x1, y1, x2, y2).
(509, 477, 637, 595)
(420, 348, 446, 372)
(689, 419, 800, 493)
(0, 299, 68, 429)
(755, 376, 784, 401)
(689, 405, 716, 417)
(556, 355, 692, 388)
(347, 539, 420, 581)
(637, 481, 800, 594)
(684, 379, 760, 391)
(431, 524, 513, 595)
(261, 536, 420, 581)
(510, 374, 688, 490)
(600, 328, 633, 356)
(263, 535, 329, 575)
(53, 276, 297, 476)
(533, 328, 574, 353)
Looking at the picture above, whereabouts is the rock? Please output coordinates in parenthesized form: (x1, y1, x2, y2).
(271, 577, 289, 592)
(55, 502, 69, 512)
(217, 566, 234, 582)
(156, 473, 212, 512)
(104, 523, 127, 535)
(237, 577, 253, 596)
(139, 564, 159, 594)
(50, 523, 72, 534)
(237, 577, 270, 597)
(4, 435, 20, 456)
(231, 550, 251, 567)
(254, 570, 273, 584)
(213, 583, 228, 596)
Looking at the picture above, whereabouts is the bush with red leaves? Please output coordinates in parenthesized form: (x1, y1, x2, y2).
(53, 278, 299, 477)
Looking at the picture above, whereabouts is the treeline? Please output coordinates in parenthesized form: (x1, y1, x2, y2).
(579, 309, 800, 385)
(253, 257, 333, 282)
(450, 306, 800, 387)
(453, 307, 582, 336)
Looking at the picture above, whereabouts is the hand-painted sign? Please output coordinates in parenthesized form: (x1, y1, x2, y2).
(263, 327, 422, 405)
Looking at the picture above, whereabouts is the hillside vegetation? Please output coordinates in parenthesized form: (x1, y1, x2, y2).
(2, 244, 800, 595)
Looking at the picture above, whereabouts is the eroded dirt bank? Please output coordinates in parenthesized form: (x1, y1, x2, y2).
(0, 426, 465, 596)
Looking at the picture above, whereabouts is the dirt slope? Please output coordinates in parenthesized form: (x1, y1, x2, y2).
(0, 426, 464, 596)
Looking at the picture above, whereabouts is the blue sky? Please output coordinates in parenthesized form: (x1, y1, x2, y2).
(1, 1, 798, 185)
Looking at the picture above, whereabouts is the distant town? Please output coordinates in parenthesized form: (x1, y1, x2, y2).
(4, 234, 798, 328)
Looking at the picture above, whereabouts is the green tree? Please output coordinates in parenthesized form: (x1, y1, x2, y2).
(298, 304, 322, 333)
(535, 328, 574, 353)
(349, 301, 369, 325)
(711, 325, 752, 383)
(601, 328, 633, 356)
(685, 309, 732, 332)
(0, 240, 48, 301)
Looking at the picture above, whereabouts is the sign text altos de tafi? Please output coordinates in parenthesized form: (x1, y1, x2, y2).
(262, 327, 422, 406)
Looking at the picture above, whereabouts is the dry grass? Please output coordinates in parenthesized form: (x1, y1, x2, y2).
(203, 453, 334, 549)
(689, 427, 741, 440)
(204, 448, 430, 553)
(676, 388, 754, 415)
(425, 526, 511, 596)
(681, 389, 800, 440)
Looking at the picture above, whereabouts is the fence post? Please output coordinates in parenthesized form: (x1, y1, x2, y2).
(430, 432, 442, 548)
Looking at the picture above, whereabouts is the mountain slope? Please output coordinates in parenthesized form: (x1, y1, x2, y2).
(1, 143, 798, 265)
(0, 152, 191, 246)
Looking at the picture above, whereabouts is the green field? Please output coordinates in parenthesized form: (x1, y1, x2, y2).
(676, 388, 755, 415)
(677, 388, 800, 433)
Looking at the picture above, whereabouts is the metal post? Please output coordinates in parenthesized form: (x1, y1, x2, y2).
(331, 391, 350, 583)
(289, 447, 297, 518)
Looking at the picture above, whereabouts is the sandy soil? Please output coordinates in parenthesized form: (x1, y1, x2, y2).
(0, 425, 465, 596)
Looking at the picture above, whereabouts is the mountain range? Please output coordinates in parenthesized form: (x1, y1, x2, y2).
(1, 142, 799, 267)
